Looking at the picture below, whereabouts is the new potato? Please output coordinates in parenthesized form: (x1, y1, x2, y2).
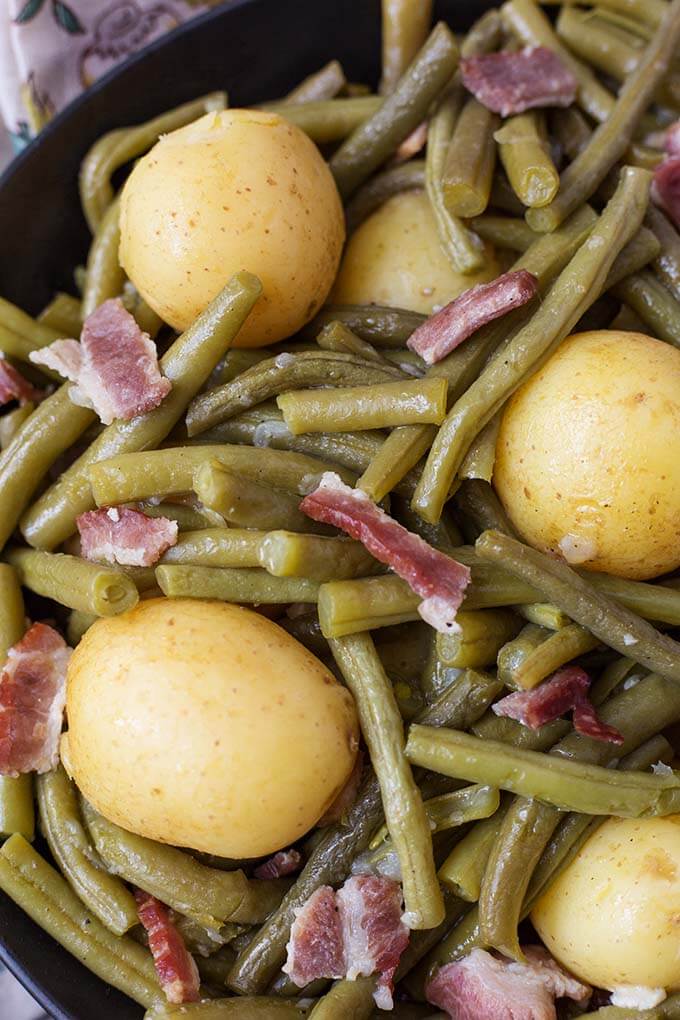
(332, 190, 499, 314)
(63, 598, 359, 858)
(494, 330, 680, 580)
(119, 110, 345, 346)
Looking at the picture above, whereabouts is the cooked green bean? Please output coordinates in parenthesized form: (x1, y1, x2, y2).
(436, 610, 520, 670)
(330, 22, 459, 199)
(0, 402, 35, 450)
(414, 167, 649, 521)
(0, 566, 34, 844)
(494, 112, 559, 209)
(66, 609, 97, 646)
(607, 226, 661, 286)
(187, 350, 403, 436)
(0, 296, 62, 350)
(7, 547, 138, 617)
(260, 96, 382, 143)
(469, 214, 538, 252)
(80, 92, 226, 232)
(286, 60, 346, 103)
(380, 0, 434, 94)
(371, 784, 500, 850)
(302, 304, 426, 347)
(454, 479, 517, 538)
(211, 349, 268, 388)
(584, 0, 667, 29)
(157, 564, 318, 604)
(161, 528, 265, 568)
(443, 98, 498, 218)
(193, 461, 323, 533)
(0, 834, 162, 1008)
(39, 292, 82, 335)
(612, 270, 680, 348)
(258, 532, 376, 581)
(646, 205, 680, 302)
(345, 160, 425, 233)
(315, 321, 391, 365)
(0, 562, 25, 659)
(21, 273, 262, 550)
(139, 501, 227, 532)
(309, 975, 375, 1020)
(503, 622, 600, 690)
(81, 195, 124, 319)
(36, 766, 138, 935)
(516, 604, 571, 630)
(277, 377, 447, 434)
(146, 1001, 305, 1019)
(438, 802, 509, 901)
(458, 413, 501, 484)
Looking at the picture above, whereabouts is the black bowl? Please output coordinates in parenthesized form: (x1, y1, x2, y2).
(0, 1, 493, 1016)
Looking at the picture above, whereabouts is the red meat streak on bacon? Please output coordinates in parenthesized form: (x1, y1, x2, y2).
(283, 876, 409, 1008)
(653, 157, 680, 230)
(254, 849, 303, 880)
(30, 298, 170, 425)
(77, 506, 178, 567)
(134, 890, 200, 1004)
(460, 48, 577, 117)
(300, 473, 470, 633)
(493, 666, 623, 744)
(0, 361, 42, 406)
(0, 623, 71, 776)
(426, 946, 590, 1020)
(407, 270, 539, 365)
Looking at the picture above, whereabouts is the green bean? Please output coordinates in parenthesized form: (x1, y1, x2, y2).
(436, 610, 519, 670)
(157, 564, 318, 604)
(145, 1001, 305, 1020)
(286, 60, 346, 103)
(380, 0, 434, 94)
(139, 501, 226, 532)
(646, 205, 680, 303)
(0, 833, 162, 1007)
(308, 976, 375, 1019)
(494, 112, 559, 209)
(6, 547, 138, 616)
(0, 403, 34, 450)
(454, 479, 517, 539)
(0, 296, 62, 349)
(193, 461, 323, 534)
(121, 285, 164, 338)
(81, 195, 124, 319)
(607, 226, 662, 287)
(476, 529, 680, 684)
(330, 23, 459, 199)
(315, 321, 391, 365)
(442, 98, 497, 218)
(261, 96, 382, 143)
(66, 609, 97, 646)
(39, 292, 82, 335)
(80, 92, 226, 232)
(438, 802, 509, 901)
(302, 304, 425, 347)
(612, 269, 680, 348)
(468, 214, 538, 252)
(357, 203, 598, 501)
(371, 784, 500, 851)
(258, 532, 376, 582)
(36, 766, 137, 935)
(457, 414, 501, 484)
(505, 623, 600, 691)
(278, 377, 447, 434)
(161, 528, 264, 568)
(0, 562, 25, 659)
(414, 167, 650, 522)
(210, 349, 269, 388)
(187, 350, 403, 436)
(227, 669, 499, 995)
(21, 273, 262, 550)
(345, 161, 425, 233)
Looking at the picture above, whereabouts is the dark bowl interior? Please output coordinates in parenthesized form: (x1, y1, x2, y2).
(0, 1, 494, 1016)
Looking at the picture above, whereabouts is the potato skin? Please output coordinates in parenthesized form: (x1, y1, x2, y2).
(532, 815, 680, 991)
(119, 110, 345, 346)
(64, 599, 359, 857)
(494, 330, 680, 580)
(332, 190, 499, 314)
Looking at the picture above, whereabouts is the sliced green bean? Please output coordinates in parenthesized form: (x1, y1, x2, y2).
(469, 214, 538, 252)
(0, 566, 34, 844)
(315, 321, 392, 365)
(0, 834, 162, 1008)
(0, 296, 62, 350)
(458, 413, 501, 484)
(261, 96, 382, 144)
(0, 403, 35, 450)
(161, 528, 264, 568)
(22, 273, 262, 550)
(309, 975, 375, 1020)
(330, 22, 459, 198)
(371, 784, 500, 851)
(302, 304, 425, 347)
(286, 60, 346, 103)
(345, 160, 425, 233)
(436, 610, 519, 670)
(66, 609, 97, 646)
(146, 1001, 305, 1020)
(157, 565, 318, 604)
(443, 98, 498, 218)
(454, 479, 517, 539)
(193, 460, 322, 533)
(414, 167, 650, 521)
(139, 501, 227, 532)
(646, 205, 680, 302)
(612, 269, 680, 348)
(39, 292, 82, 335)
(380, 0, 434, 94)
(517, 604, 571, 630)
(583, 0, 667, 29)
(494, 112, 559, 209)
(502, 622, 600, 690)
(7, 547, 138, 617)
(258, 531, 376, 581)
(438, 802, 509, 901)
(81, 195, 124, 319)
(0, 562, 25, 658)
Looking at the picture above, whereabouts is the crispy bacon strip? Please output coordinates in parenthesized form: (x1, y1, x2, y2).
(407, 270, 539, 365)
(0, 361, 42, 407)
(300, 473, 471, 633)
(461, 47, 577, 117)
(0, 623, 71, 776)
(77, 506, 178, 567)
(30, 299, 170, 425)
(493, 666, 624, 744)
(652, 157, 680, 230)
(426, 947, 590, 1020)
(134, 890, 200, 1004)
(253, 849, 303, 880)
(283, 886, 345, 987)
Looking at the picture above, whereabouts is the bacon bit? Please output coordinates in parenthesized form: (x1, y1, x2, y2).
(652, 157, 680, 230)
(407, 270, 539, 365)
(493, 666, 624, 744)
(0, 623, 71, 776)
(0, 361, 42, 407)
(283, 886, 345, 987)
(394, 121, 428, 163)
(318, 749, 364, 825)
(300, 474, 471, 634)
(134, 890, 200, 1004)
(426, 946, 590, 1020)
(77, 506, 178, 567)
(338, 875, 409, 1011)
(461, 47, 577, 117)
(30, 299, 171, 425)
(665, 120, 680, 158)
(254, 849, 303, 880)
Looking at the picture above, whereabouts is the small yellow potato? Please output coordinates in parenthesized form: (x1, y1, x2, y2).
(64, 598, 359, 858)
(532, 814, 680, 991)
(119, 110, 345, 346)
(494, 330, 680, 580)
(332, 189, 499, 314)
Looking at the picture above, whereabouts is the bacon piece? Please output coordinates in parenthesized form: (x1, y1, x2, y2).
(134, 890, 200, 1004)
(300, 474, 471, 633)
(0, 623, 71, 776)
(652, 157, 680, 230)
(318, 749, 364, 825)
(30, 299, 170, 425)
(493, 666, 624, 744)
(337, 875, 409, 1010)
(77, 506, 178, 567)
(666, 120, 680, 158)
(283, 886, 345, 987)
(253, 849, 303, 880)
(407, 270, 539, 365)
(426, 946, 590, 1020)
(461, 48, 577, 117)
(0, 361, 42, 407)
